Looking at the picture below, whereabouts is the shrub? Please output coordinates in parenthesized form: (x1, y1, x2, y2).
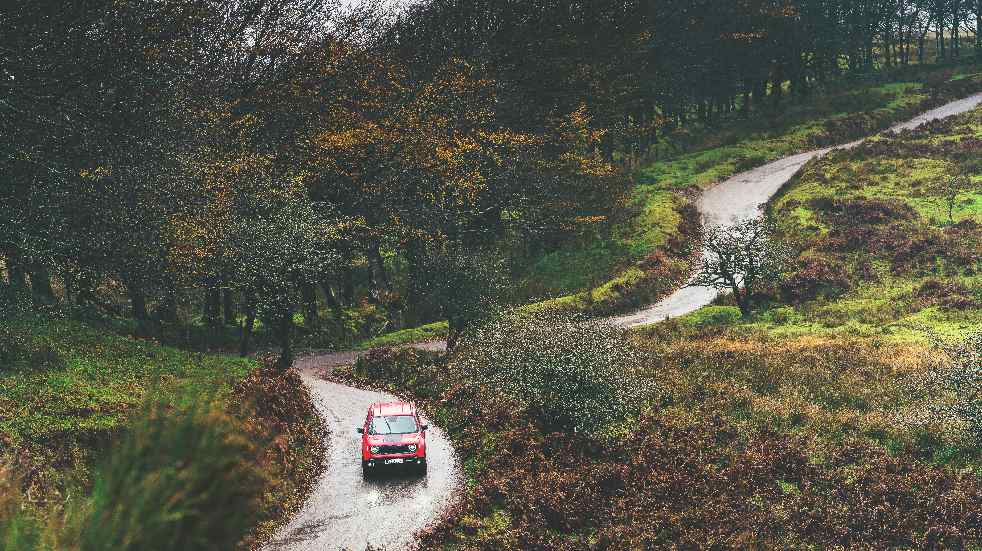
(0, 326, 65, 372)
(353, 347, 444, 399)
(0, 465, 46, 551)
(0, 399, 268, 551)
(452, 311, 654, 434)
(820, 197, 918, 226)
(73, 400, 266, 551)
(229, 363, 328, 548)
(931, 331, 982, 439)
(914, 279, 980, 311)
(682, 305, 742, 327)
(781, 254, 852, 302)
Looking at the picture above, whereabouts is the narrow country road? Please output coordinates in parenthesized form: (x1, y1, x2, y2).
(270, 91, 982, 551)
(266, 350, 459, 551)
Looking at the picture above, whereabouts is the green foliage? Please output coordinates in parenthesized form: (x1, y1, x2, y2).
(452, 312, 653, 434)
(0, 316, 252, 445)
(740, 103, 982, 340)
(0, 399, 265, 551)
(354, 321, 449, 350)
(679, 306, 743, 328)
(0, 317, 326, 550)
(74, 400, 265, 551)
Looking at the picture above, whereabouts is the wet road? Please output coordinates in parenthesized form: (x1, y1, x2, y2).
(266, 353, 460, 551)
(269, 92, 982, 550)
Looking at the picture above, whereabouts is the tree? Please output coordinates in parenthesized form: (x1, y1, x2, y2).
(933, 172, 974, 225)
(691, 216, 791, 317)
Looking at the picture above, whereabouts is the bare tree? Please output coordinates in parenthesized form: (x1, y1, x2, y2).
(691, 216, 791, 318)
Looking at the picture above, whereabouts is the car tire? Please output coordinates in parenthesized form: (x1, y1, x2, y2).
(362, 463, 373, 479)
(416, 460, 427, 476)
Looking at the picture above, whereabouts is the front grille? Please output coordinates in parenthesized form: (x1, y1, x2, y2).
(378, 444, 412, 454)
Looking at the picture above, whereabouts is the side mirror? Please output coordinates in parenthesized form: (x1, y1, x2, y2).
(356, 428, 364, 434)
(420, 424, 429, 431)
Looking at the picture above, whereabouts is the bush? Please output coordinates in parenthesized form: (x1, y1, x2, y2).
(229, 364, 328, 548)
(74, 400, 266, 551)
(0, 399, 267, 551)
(682, 306, 742, 327)
(452, 312, 654, 434)
(931, 331, 982, 439)
(0, 326, 65, 372)
(781, 255, 852, 303)
(915, 279, 980, 311)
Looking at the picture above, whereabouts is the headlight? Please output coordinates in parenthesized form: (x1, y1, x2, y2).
(407, 444, 417, 452)
(370, 446, 380, 454)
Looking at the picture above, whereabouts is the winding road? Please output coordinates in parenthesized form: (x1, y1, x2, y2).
(268, 92, 982, 551)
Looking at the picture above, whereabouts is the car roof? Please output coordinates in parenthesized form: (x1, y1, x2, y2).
(370, 401, 415, 416)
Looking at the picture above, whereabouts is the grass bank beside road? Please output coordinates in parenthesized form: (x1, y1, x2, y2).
(0, 314, 325, 550)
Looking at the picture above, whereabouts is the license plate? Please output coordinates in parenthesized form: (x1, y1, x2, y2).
(384, 458, 404, 465)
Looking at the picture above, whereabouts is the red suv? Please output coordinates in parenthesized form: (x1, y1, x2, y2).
(357, 401, 428, 477)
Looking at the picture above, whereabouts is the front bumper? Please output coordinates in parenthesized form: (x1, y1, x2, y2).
(363, 456, 426, 468)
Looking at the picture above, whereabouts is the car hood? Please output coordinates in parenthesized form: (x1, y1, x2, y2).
(366, 434, 420, 445)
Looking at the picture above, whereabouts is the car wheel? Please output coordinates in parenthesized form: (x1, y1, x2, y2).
(362, 463, 373, 479)
(416, 460, 427, 476)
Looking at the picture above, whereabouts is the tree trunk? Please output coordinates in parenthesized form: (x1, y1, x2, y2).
(367, 244, 390, 293)
(223, 290, 235, 325)
(320, 281, 345, 319)
(732, 284, 751, 318)
(129, 285, 148, 320)
(342, 266, 355, 304)
(275, 310, 294, 371)
(30, 266, 56, 302)
(301, 283, 320, 329)
(5, 252, 27, 290)
(977, 1, 982, 61)
(239, 294, 257, 357)
(158, 287, 178, 323)
(205, 287, 222, 327)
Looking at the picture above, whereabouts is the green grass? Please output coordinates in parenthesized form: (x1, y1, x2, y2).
(0, 316, 253, 446)
(519, 66, 982, 305)
(353, 320, 449, 349)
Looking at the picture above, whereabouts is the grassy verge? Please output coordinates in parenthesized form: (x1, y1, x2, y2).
(352, 320, 449, 349)
(0, 314, 325, 549)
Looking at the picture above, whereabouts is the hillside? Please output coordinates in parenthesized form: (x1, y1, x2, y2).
(0, 315, 325, 549)
(676, 103, 982, 339)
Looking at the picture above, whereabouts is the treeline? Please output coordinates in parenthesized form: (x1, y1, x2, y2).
(1, 0, 979, 362)
(0, 0, 627, 360)
(390, 0, 982, 152)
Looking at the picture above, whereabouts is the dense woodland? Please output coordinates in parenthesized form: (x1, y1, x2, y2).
(2, 0, 981, 360)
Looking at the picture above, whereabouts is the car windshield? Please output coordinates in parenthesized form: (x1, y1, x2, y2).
(369, 415, 418, 435)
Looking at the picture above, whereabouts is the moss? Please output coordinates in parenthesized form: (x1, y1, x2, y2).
(353, 320, 449, 349)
